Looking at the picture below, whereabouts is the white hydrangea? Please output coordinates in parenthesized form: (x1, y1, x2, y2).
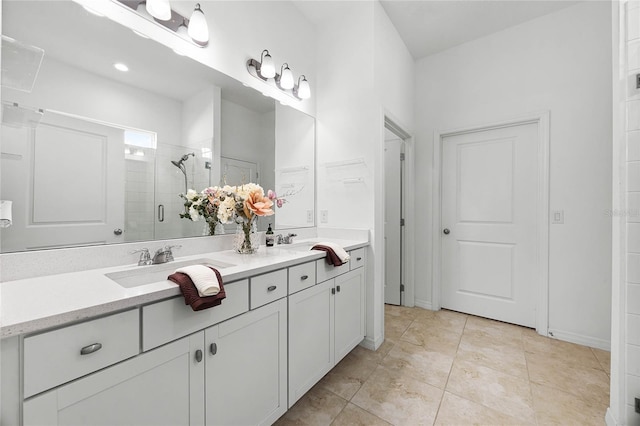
(188, 206, 200, 221)
(186, 189, 199, 201)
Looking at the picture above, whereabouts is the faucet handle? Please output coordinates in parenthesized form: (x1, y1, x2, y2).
(130, 248, 152, 266)
(164, 245, 181, 262)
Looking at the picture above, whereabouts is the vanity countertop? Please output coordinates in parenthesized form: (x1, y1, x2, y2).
(0, 238, 368, 338)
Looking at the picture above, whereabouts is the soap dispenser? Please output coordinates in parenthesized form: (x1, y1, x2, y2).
(266, 223, 275, 247)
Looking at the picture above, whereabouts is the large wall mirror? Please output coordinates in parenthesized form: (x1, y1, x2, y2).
(0, 1, 315, 253)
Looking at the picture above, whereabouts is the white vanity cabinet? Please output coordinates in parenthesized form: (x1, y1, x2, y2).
(23, 332, 205, 426)
(288, 255, 366, 407)
(204, 297, 287, 426)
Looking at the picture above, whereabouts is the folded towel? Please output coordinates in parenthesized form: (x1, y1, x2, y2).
(167, 266, 226, 312)
(175, 264, 220, 297)
(312, 242, 350, 267)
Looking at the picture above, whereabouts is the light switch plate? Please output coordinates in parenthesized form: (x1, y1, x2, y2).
(320, 210, 328, 223)
(307, 210, 314, 223)
(552, 210, 564, 224)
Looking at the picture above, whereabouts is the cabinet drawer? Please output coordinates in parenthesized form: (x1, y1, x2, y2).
(288, 262, 316, 294)
(24, 309, 139, 398)
(250, 269, 287, 309)
(349, 248, 366, 270)
(316, 258, 350, 283)
(142, 279, 249, 351)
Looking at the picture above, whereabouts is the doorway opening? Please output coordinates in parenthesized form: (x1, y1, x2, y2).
(384, 117, 412, 306)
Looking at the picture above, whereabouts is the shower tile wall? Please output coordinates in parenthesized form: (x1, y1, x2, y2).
(124, 157, 155, 242)
(626, 1, 640, 424)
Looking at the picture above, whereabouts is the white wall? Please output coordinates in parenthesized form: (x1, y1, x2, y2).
(414, 1, 613, 348)
(314, 0, 414, 348)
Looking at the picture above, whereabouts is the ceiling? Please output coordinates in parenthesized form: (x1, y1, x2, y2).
(294, 0, 580, 59)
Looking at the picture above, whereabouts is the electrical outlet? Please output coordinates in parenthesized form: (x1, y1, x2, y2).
(551, 210, 564, 224)
(635, 397, 640, 414)
(306, 210, 314, 223)
(320, 210, 328, 223)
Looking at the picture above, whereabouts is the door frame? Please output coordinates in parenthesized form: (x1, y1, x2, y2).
(431, 111, 550, 335)
(383, 115, 415, 307)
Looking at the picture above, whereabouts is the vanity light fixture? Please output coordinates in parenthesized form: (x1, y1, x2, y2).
(295, 75, 311, 100)
(246, 50, 311, 101)
(277, 63, 294, 90)
(259, 50, 276, 79)
(146, 0, 171, 21)
(116, 0, 209, 47)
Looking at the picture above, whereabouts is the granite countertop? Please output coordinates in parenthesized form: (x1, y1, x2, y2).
(0, 238, 368, 338)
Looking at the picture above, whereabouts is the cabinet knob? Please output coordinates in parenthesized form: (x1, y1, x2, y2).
(267, 285, 277, 292)
(300, 275, 309, 280)
(210, 343, 217, 355)
(336, 285, 341, 293)
(356, 257, 362, 261)
(331, 288, 335, 295)
(80, 343, 102, 355)
(195, 349, 203, 363)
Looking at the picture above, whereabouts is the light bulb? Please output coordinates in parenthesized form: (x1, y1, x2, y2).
(260, 50, 276, 79)
(296, 76, 311, 99)
(146, 0, 171, 21)
(279, 63, 294, 90)
(188, 4, 209, 44)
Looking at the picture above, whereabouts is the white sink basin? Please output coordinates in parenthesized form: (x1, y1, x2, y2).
(280, 241, 320, 252)
(105, 258, 235, 288)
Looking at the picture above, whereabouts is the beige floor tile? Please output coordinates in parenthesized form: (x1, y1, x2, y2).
(381, 339, 455, 389)
(318, 347, 379, 400)
(530, 382, 608, 425)
(351, 364, 444, 425)
(591, 347, 611, 375)
(523, 331, 602, 370)
(464, 315, 526, 345)
(413, 309, 468, 332)
(275, 385, 347, 426)
(400, 321, 463, 354)
(526, 351, 610, 406)
(385, 315, 413, 340)
(457, 332, 528, 379)
(331, 403, 391, 426)
(358, 340, 395, 365)
(385, 304, 419, 321)
(435, 391, 534, 425)
(446, 359, 536, 423)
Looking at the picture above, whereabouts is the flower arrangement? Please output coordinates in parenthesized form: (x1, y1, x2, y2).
(180, 183, 287, 253)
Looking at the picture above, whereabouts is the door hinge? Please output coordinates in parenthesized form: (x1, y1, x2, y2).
(400, 153, 405, 161)
(400, 284, 405, 292)
(400, 218, 405, 226)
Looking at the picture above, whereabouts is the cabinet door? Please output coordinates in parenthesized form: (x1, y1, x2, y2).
(288, 279, 335, 407)
(334, 268, 365, 363)
(24, 333, 205, 426)
(205, 298, 287, 426)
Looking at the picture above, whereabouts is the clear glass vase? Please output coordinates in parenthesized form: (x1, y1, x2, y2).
(233, 216, 260, 254)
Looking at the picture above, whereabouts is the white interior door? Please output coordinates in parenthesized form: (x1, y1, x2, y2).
(221, 156, 258, 186)
(441, 123, 538, 327)
(1, 112, 125, 251)
(384, 138, 403, 305)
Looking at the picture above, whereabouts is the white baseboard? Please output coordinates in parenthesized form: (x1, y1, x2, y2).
(360, 335, 384, 351)
(414, 299, 434, 311)
(548, 329, 611, 351)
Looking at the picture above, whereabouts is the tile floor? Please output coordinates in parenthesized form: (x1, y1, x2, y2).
(275, 305, 610, 426)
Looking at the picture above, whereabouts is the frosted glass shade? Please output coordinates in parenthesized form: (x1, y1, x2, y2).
(260, 51, 276, 79)
(297, 76, 311, 99)
(188, 4, 209, 44)
(279, 65, 294, 90)
(146, 0, 171, 21)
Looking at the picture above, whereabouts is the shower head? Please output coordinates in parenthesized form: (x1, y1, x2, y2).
(180, 152, 195, 162)
(171, 160, 182, 168)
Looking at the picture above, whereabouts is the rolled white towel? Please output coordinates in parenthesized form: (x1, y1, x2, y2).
(175, 265, 220, 297)
(312, 241, 350, 264)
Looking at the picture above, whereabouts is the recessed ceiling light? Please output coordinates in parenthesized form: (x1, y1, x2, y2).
(114, 63, 129, 72)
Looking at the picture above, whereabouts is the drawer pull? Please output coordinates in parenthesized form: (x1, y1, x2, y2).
(210, 343, 217, 355)
(356, 257, 362, 261)
(337, 285, 341, 293)
(300, 275, 309, 280)
(80, 343, 102, 355)
(195, 349, 203, 363)
(331, 288, 336, 295)
(267, 285, 277, 292)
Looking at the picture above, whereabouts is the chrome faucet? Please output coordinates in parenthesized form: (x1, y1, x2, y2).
(283, 233, 297, 244)
(151, 245, 181, 264)
(275, 234, 283, 245)
(131, 248, 152, 266)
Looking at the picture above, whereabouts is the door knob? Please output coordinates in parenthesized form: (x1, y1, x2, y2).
(113, 228, 123, 236)
(443, 228, 450, 235)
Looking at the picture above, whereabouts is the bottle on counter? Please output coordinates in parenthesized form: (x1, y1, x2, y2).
(266, 223, 275, 247)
